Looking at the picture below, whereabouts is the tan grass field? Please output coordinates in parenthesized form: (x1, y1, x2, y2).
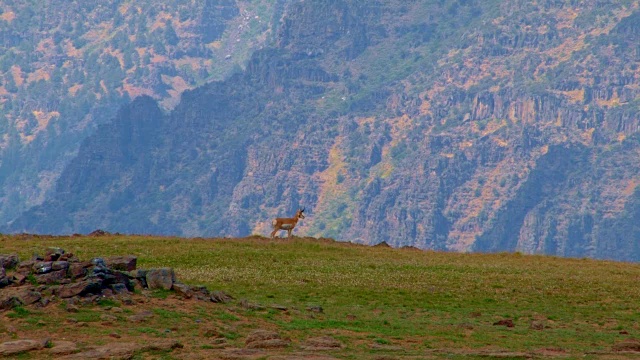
(1, 234, 640, 359)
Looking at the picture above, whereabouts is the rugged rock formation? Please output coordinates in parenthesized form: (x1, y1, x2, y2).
(0, 0, 278, 227)
(5, 1, 640, 260)
(0, 248, 233, 310)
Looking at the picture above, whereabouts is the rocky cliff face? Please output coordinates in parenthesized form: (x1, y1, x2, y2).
(0, 0, 278, 225)
(7, 0, 640, 261)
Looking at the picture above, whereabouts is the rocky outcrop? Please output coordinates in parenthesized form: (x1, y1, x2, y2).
(0, 248, 235, 311)
(0, 0, 276, 231)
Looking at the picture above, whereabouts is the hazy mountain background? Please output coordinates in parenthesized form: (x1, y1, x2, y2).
(0, 0, 282, 224)
(3, 0, 640, 261)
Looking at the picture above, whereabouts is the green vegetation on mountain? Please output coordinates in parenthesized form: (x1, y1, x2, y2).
(4, 0, 640, 260)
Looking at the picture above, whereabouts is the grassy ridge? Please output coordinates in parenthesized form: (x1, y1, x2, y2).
(2, 235, 640, 358)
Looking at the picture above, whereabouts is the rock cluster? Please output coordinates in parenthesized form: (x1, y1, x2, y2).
(0, 247, 232, 310)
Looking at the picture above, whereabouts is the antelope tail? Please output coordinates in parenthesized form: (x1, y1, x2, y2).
(272, 219, 278, 227)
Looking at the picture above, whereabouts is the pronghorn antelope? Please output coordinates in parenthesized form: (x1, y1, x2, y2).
(270, 208, 305, 238)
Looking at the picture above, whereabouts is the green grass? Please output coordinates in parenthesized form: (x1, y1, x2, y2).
(150, 289, 173, 299)
(1, 234, 640, 357)
(7, 306, 32, 319)
(96, 298, 119, 307)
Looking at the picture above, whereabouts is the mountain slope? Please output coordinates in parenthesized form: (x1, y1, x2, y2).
(0, 0, 280, 225)
(7, 0, 640, 261)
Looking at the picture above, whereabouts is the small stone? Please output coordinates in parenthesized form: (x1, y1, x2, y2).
(16, 260, 36, 275)
(210, 290, 234, 303)
(90, 258, 106, 267)
(48, 340, 78, 356)
(0, 288, 42, 309)
(33, 261, 53, 274)
(82, 296, 98, 306)
(56, 342, 137, 359)
(111, 307, 124, 313)
(530, 321, 544, 330)
(302, 336, 343, 351)
(211, 338, 227, 346)
(270, 304, 288, 311)
(131, 279, 144, 290)
(0, 254, 19, 269)
(192, 285, 210, 296)
(57, 279, 103, 298)
(100, 314, 117, 322)
(141, 339, 183, 352)
(65, 303, 79, 313)
(45, 247, 65, 260)
(369, 343, 405, 351)
(0, 267, 9, 288)
(51, 261, 70, 271)
(11, 273, 26, 285)
(109, 333, 122, 339)
(306, 305, 323, 313)
(173, 283, 193, 299)
(613, 339, 640, 352)
(40, 295, 56, 307)
(239, 299, 264, 310)
(245, 329, 289, 349)
(66, 297, 78, 305)
(59, 252, 75, 261)
(67, 262, 90, 279)
(105, 256, 137, 271)
(36, 269, 66, 284)
(128, 310, 153, 322)
(119, 295, 135, 305)
(493, 319, 515, 327)
(131, 269, 148, 288)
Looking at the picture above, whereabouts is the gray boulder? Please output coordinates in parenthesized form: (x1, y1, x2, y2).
(56, 279, 103, 298)
(145, 268, 175, 290)
(0, 254, 19, 269)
